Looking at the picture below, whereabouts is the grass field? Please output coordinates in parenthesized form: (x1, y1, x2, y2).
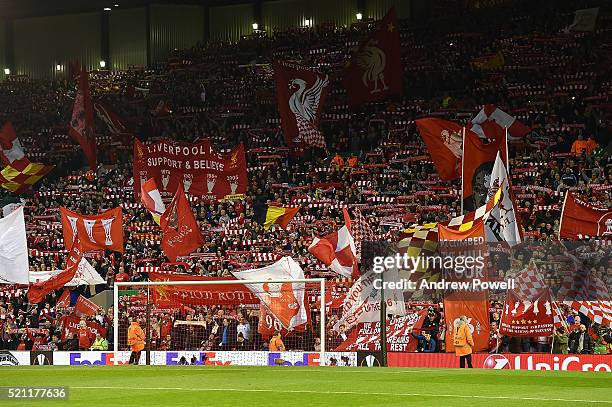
(1, 366, 611, 406)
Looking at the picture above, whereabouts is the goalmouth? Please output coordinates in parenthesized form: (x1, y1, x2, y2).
(113, 278, 327, 366)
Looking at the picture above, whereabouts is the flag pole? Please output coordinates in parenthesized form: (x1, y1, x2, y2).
(557, 192, 569, 239)
(505, 126, 510, 174)
(460, 127, 466, 214)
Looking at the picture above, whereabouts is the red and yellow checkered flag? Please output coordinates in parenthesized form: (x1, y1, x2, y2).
(0, 162, 53, 193)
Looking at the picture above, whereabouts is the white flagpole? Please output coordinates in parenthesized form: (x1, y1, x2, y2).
(505, 126, 510, 174)
(558, 192, 570, 239)
(461, 126, 466, 214)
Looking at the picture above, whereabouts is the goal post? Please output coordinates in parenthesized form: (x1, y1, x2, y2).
(113, 278, 326, 366)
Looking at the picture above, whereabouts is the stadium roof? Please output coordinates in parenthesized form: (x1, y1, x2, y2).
(0, 0, 255, 18)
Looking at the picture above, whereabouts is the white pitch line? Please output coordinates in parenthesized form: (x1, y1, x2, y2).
(72, 386, 612, 404)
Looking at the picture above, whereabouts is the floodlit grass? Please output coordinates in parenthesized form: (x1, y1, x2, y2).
(1, 366, 611, 406)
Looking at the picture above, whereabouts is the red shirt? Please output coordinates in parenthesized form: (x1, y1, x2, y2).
(78, 328, 94, 349)
(115, 272, 130, 283)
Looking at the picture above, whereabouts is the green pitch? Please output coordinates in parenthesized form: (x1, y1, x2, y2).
(1, 366, 611, 406)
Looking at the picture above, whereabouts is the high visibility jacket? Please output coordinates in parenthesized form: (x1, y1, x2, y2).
(453, 323, 474, 356)
(128, 322, 145, 352)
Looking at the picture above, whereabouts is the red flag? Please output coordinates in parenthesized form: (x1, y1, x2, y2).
(559, 191, 612, 239)
(273, 60, 329, 149)
(69, 65, 96, 169)
(499, 264, 555, 336)
(343, 7, 402, 106)
(94, 102, 130, 135)
(75, 295, 101, 317)
(0, 122, 29, 171)
(470, 104, 530, 142)
(416, 118, 464, 181)
(308, 208, 358, 278)
(462, 131, 507, 212)
(60, 207, 124, 252)
(56, 289, 71, 308)
(443, 297, 490, 353)
(27, 239, 83, 303)
(160, 184, 204, 262)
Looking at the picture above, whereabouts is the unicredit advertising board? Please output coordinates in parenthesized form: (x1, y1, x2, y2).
(388, 353, 612, 372)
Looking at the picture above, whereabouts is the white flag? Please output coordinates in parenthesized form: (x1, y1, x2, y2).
(486, 152, 521, 246)
(0, 206, 29, 284)
(333, 268, 406, 332)
(232, 257, 308, 330)
(29, 258, 105, 286)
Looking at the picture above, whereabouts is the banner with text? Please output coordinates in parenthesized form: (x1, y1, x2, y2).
(133, 139, 247, 200)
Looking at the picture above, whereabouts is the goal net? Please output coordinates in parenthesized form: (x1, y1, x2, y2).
(113, 278, 332, 366)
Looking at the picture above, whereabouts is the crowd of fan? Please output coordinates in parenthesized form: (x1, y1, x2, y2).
(0, 0, 610, 354)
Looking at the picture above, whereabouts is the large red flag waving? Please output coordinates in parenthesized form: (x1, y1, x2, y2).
(160, 184, 204, 261)
(273, 60, 329, 149)
(416, 118, 464, 181)
(68, 65, 96, 169)
(343, 7, 402, 106)
(559, 191, 612, 239)
(28, 239, 83, 303)
(462, 131, 507, 212)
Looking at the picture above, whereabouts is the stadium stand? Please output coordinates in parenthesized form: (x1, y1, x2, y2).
(0, 0, 610, 358)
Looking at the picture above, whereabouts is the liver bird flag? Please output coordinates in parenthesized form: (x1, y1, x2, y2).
(273, 60, 329, 149)
(343, 7, 402, 106)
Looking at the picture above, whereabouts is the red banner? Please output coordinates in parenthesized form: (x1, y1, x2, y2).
(60, 207, 123, 252)
(559, 191, 612, 239)
(343, 7, 402, 106)
(273, 60, 329, 149)
(335, 309, 427, 352)
(75, 295, 101, 317)
(68, 65, 96, 169)
(133, 139, 247, 200)
(148, 272, 259, 306)
(61, 315, 107, 340)
(499, 289, 554, 336)
(443, 298, 491, 353)
(388, 352, 612, 372)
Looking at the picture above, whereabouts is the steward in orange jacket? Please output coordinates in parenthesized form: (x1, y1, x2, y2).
(128, 320, 145, 364)
(453, 316, 474, 368)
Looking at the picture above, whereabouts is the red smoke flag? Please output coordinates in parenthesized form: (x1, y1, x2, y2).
(69, 65, 97, 169)
(28, 239, 83, 303)
(559, 191, 612, 239)
(160, 183, 204, 262)
(470, 104, 530, 142)
(308, 208, 358, 278)
(343, 7, 402, 106)
(462, 130, 506, 212)
(273, 60, 329, 149)
(75, 295, 101, 317)
(60, 207, 123, 252)
(416, 118, 464, 180)
(0, 122, 29, 171)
